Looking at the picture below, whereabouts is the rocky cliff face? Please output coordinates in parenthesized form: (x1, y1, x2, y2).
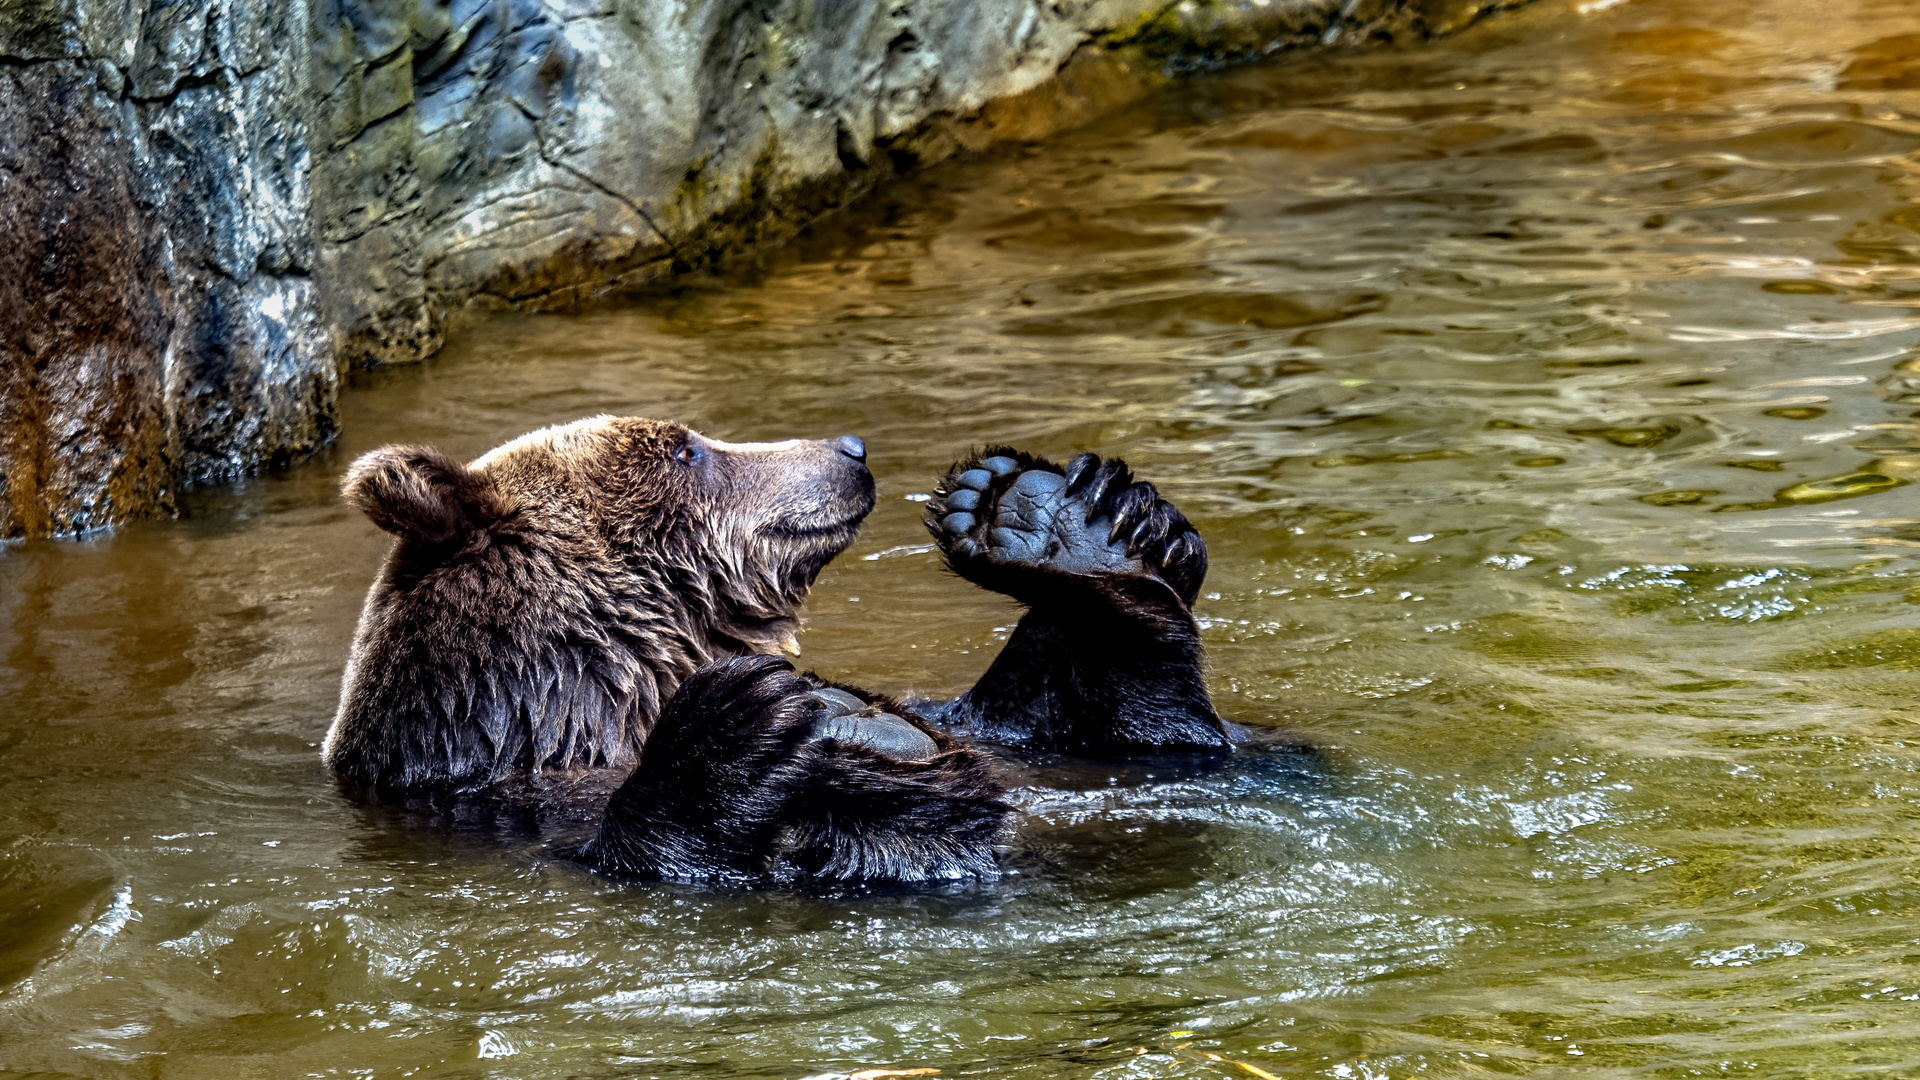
(0, 0, 1519, 538)
(1, 0, 328, 535)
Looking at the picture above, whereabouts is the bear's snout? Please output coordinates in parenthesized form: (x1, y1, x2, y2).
(696, 431, 876, 541)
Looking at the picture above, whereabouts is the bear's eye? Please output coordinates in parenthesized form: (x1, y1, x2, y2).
(674, 440, 703, 466)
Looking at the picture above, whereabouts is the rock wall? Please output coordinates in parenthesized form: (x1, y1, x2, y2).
(1, 0, 1521, 538)
(1, 0, 329, 535)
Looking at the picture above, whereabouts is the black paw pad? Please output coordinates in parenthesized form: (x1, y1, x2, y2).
(927, 449, 1208, 604)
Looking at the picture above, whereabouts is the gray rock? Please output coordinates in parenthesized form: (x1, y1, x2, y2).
(1, 0, 329, 535)
(0, 0, 1525, 538)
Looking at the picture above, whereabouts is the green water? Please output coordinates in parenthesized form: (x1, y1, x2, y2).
(7, 0, 1920, 1075)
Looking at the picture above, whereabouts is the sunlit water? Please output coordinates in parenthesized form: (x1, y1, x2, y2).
(8, 0, 1920, 1075)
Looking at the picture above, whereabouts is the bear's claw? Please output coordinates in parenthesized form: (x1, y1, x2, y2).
(927, 449, 1207, 607)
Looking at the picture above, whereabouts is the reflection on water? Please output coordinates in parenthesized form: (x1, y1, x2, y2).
(7, 0, 1920, 1074)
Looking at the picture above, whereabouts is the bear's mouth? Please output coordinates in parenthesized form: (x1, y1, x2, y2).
(760, 510, 869, 541)
(759, 503, 873, 593)
(761, 473, 877, 543)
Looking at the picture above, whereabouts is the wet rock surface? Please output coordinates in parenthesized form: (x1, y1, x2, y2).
(0, 0, 330, 536)
(0, 0, 1522, 537)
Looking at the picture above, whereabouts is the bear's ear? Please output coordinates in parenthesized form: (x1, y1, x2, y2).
(342, 445, 510, 547)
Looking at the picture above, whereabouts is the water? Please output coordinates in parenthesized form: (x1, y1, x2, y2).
(7, 0, 1920, 1074)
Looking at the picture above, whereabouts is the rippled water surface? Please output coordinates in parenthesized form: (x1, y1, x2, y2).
(9, 0, 1920, 1075)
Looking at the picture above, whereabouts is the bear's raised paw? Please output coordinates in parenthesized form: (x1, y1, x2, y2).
(927, 450, 1206, 608)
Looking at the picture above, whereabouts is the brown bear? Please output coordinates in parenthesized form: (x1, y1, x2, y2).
(327, 415, 1232, 886)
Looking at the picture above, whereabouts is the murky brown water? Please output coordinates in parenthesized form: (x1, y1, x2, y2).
(9, 0, 1920, 1075)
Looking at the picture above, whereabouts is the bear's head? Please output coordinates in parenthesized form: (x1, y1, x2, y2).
(324, 415, 875, 793)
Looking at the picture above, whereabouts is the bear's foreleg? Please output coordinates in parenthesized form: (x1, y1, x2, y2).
(769, 744, 1008, 884)
(581, 656, 1008, 884)
(921, 450, 1231, 756)
(580, 655, 821, 881)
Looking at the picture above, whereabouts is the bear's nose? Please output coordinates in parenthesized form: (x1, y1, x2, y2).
(834, 435, 866, 462)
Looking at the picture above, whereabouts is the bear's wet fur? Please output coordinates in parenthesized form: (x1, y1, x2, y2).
(331, 419, 1237, 887)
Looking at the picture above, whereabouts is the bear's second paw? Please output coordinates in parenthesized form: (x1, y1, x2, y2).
(583, 657, 1003, 884)
(928, 450, 1207, 606)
